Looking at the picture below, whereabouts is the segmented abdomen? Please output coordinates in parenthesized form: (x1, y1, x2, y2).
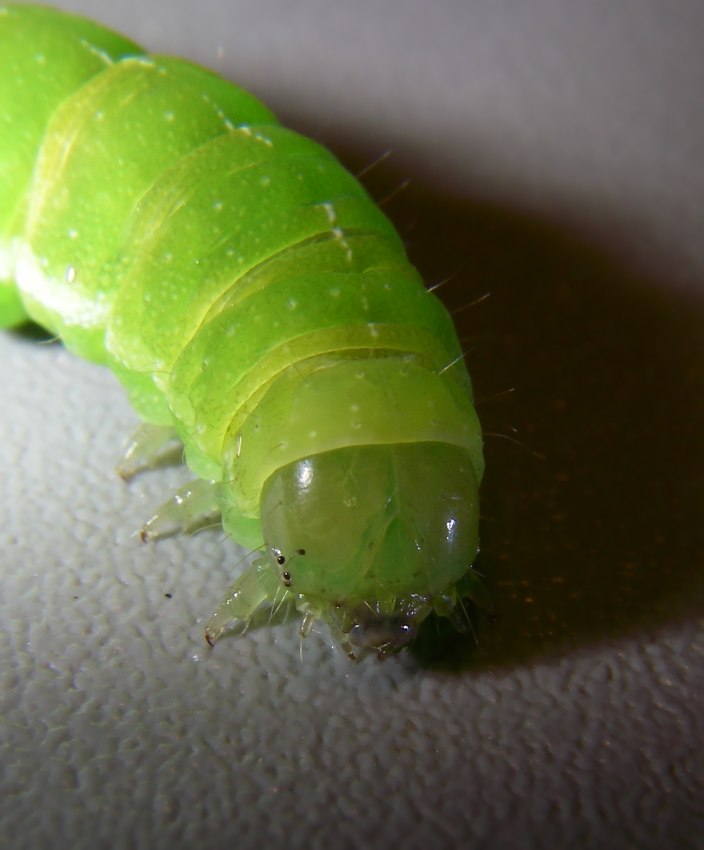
(0, 4, 482, 550)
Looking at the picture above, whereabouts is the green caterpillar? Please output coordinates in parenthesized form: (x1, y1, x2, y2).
(0, 4, 484, 658)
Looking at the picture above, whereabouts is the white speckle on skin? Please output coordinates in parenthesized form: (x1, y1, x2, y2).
(329, 287, 340, 298)
(308, 430, 317, 439)
(260, 175, 271, 187)
(163, 110, 175, 122)
(65, 265, 76, 284)
(212, 200, 224, 212)
(287, 298, 298, 311)
(367, 323, 380, 339)
(350, 403, 359, 413)
(34, 53, 46, 64)
(68, 229, 78, 239)
(322, 203, 336, 224)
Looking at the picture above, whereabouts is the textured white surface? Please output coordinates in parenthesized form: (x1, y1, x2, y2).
(2, 1, 703, 848)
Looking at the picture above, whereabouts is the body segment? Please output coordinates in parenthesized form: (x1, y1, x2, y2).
(0, 4, 484, 656)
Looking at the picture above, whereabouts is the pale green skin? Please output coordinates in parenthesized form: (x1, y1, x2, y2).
(0, 4, 484, 656)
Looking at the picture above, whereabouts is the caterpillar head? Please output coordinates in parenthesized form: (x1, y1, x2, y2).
(259, 441, 481, 657)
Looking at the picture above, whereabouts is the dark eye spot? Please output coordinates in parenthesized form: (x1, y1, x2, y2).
(282, 571, 292, 587)
(276, 555, 286, 565)
(296, 548, 306, 556)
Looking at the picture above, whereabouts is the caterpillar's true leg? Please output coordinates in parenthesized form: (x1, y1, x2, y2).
(116, 423, 183, 481)
(205, 558, 281, 646)
(140, 479, 221, 542)
(436, 567, 494, 641)
(454, 567, 494, 615)
(320, 610, 358, 660)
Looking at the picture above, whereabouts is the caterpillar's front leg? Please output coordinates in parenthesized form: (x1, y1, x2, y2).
(205, 557, 283, 646)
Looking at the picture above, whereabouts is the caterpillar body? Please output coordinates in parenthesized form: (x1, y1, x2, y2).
(0, 4, 484, 658)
